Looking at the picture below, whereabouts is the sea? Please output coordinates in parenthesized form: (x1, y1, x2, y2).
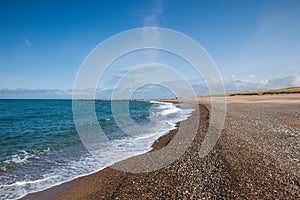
(0, 99, 193, 199)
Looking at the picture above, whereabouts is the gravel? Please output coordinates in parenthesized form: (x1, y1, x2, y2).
(23, 96, 300, 200)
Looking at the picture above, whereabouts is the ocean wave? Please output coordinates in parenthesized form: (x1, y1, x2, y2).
(0, 100, 193, 200)
(134, 132, 159, 140)
(3, 148, 50, 166)
(149, 102, 181, 118)
(160, 107, 181, 115)
(3, 151, 34, 165)
(0, 175, 58, 188)
(0, 166, 6, 172)
(149, 101, 161, 104)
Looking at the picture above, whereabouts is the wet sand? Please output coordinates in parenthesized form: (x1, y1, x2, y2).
(22, 94, 300, 199)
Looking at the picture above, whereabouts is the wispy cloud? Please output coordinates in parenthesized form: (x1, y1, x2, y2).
(0, 88, 72, 99)
(143, 0, 164, 27)
(292, 76, 300, 86)
(137, 0, 165, 64)
(1, 75, 299, 99)
(223, 75, 300, 92)
(24, 37, 32, 47)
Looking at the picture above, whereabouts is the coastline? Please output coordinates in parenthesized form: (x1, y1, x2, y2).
(21, 101, 195, 200)
(21, 94, 300, 199)
(20, 126, 182, 200)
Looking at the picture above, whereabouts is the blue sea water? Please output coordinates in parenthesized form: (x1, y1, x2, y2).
(0, 99, 192, 199)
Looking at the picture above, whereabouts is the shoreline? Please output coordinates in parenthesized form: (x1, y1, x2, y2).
(21, 94, 300, 199)
(21, 101, 194, 200)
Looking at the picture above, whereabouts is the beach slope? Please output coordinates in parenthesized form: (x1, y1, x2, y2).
(22, 94, 300, 199)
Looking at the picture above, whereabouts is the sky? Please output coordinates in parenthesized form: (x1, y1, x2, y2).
(0, 0, 299, 98)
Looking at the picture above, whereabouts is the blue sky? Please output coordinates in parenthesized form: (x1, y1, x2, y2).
(0, 0, 299, 98)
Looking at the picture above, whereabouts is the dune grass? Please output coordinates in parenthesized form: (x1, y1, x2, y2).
(226, 87, 300, 96)
(160, 87, 300, 101)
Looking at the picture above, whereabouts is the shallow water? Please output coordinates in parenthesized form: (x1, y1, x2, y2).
(0, 99, 192, 199)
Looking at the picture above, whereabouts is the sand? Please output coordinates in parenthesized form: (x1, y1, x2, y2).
(22, 94, 300, 199)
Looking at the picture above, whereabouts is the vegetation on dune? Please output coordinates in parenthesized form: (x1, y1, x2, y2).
(226, 87, 300, 96)
(160, 87, 300, 101)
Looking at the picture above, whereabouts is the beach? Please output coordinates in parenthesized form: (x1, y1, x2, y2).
(22, 94, 300, 199)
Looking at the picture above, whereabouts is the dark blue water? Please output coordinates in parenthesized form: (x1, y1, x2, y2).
(0, 100, 192, 199)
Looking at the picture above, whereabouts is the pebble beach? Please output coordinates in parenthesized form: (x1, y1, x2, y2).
(22, 94, 300, 199)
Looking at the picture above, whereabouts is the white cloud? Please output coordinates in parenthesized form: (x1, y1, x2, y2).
(24, 37, 32, 47)
(0, 88, 71, 99)
(143, 0, 164, 27)
(1, 75, 298, 99)
(140, 0, 164, 57)
(223, 75, 299, 92)
(292, 76, 300, 86)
